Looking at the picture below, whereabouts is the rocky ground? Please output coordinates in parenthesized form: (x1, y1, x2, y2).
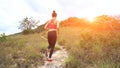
(39, 44, 68, 68)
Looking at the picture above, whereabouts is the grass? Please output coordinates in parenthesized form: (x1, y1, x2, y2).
(0, 33, 48, 68)
(0, 23, 120, 68)
(0, 30, 61, 68)
(58, 26, 120, 68)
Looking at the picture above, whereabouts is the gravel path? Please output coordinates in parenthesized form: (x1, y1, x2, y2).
(38, 43, 68, 68)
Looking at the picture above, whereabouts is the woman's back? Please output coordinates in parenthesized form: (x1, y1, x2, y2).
(47, 19, 57, 29)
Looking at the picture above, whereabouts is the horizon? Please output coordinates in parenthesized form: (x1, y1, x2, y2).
(0, 0, 120, 35)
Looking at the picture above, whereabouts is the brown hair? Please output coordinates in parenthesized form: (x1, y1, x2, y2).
(52, 10, 57, 17)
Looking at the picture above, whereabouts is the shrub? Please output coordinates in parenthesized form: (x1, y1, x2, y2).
(0, 33, 7, 42)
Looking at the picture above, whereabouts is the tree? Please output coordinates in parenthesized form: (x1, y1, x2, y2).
(18, 17, 39, 34)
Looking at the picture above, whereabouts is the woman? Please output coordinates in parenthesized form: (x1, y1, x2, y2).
(44, 10, 59, 61)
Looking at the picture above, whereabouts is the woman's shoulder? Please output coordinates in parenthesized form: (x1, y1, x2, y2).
(47, 19, 59, 24)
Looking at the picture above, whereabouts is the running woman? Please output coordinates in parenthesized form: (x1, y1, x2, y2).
(44, 10, 59, 61)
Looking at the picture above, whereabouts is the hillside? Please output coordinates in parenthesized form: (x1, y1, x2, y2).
(0, 15, 120, 68)
(58, 16, 120, 68)
(0, 32, 48, 68)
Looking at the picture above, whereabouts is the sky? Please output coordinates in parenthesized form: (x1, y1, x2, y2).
(0, 0, 120, 35)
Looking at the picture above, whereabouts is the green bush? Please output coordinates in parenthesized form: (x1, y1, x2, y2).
(0, 33, 7, 42)
(22, 29, 36, 35)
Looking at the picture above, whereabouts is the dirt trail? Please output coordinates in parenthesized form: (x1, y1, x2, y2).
(38, 43, 68, 68)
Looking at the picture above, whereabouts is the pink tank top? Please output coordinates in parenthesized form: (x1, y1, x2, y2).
(47, 19, 57, 29)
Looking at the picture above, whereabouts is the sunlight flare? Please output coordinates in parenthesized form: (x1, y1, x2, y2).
(87, 16, 95, 23)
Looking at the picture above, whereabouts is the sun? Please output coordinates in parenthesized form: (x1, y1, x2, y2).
(87, 16, 95, 23)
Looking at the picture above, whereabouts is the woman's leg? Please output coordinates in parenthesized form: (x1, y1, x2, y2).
(47, 31, 57, 58)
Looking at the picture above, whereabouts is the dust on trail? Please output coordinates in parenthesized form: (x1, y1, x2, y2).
(38, 43, 68, 68)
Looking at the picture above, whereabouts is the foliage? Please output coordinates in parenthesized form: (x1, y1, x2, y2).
(22, 29, 35, 35)
(60, 17, 89, 27)
(58, 15, 120, 68)
(1, 14, 120, 68)
(92, 15, 119, 30)
(0, 33, 7, 42)
(0, 33, 48, 68)
(58, 26, 120, 68)
(60, 15, 120, 31)
(18, 17, 39, 34)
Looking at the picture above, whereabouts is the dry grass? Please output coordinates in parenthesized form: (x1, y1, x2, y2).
(0, 33, 48, 68)
(58, 26, 120, 68)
